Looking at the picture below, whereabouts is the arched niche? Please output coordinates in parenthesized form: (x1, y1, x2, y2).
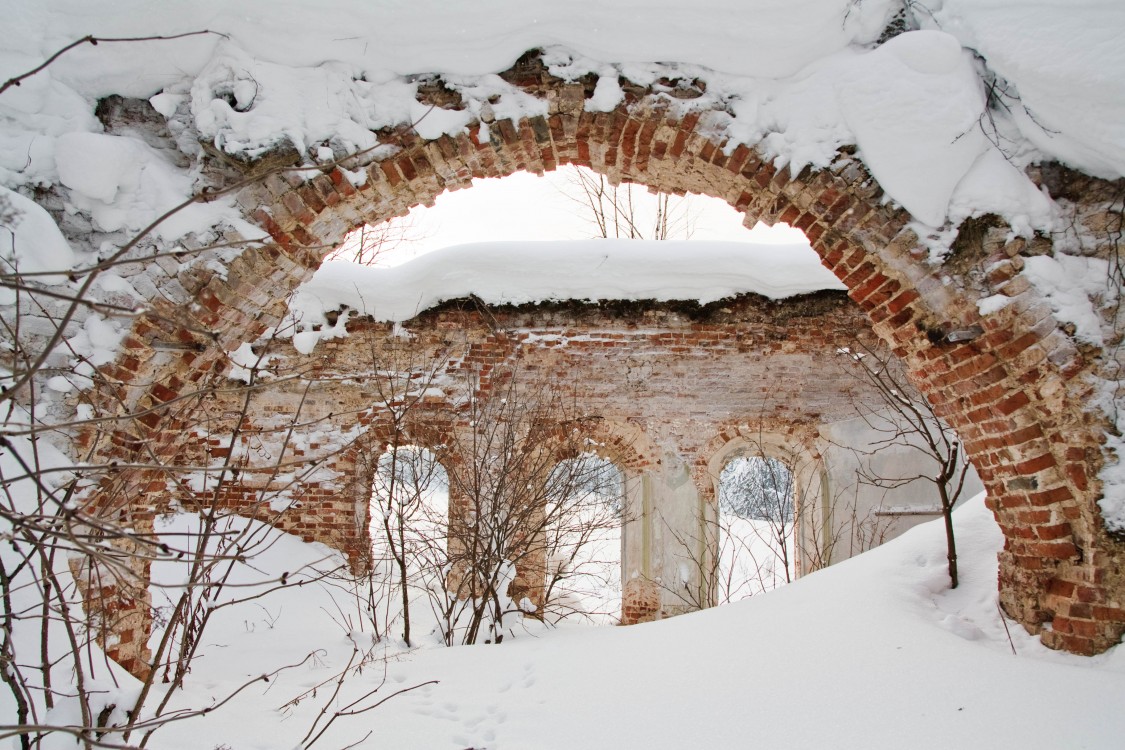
(706, 431, 829, 589)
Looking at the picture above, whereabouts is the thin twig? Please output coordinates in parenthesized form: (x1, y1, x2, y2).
(1, 31, 228, 97)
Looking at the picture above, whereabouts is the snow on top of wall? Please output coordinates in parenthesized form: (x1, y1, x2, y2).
(835, 29, 990, 227)
(0, 0, 896, 89)
(283, 239, 844, 350)
(0, 185, 75, 296)
(929, 0, 1125, 180)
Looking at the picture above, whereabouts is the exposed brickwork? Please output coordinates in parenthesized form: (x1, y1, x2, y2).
(169, 295, 878, 604)
(74, 50, 1125, 660)
(622, 577, 662, 625)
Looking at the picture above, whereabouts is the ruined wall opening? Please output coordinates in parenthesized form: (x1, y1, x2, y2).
(79, 57, 1125, 657)
(323, 163, 805, 270)
(716, 455, 796, 601)
(367, 445, 449, 645)
(542, 453, 625, 625)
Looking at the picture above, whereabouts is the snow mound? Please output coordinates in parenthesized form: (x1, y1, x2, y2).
(931, 0, 1125, 179)
(837, 30, 988, 227)
(285, 239, 846, 334)
(0, 185, 75, 292)
(136, 494, 1125, 750)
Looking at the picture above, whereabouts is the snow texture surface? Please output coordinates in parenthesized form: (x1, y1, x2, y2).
(285, 240, 845, 337)
(130, 496, 1125, 750)
(1, 1, 1125, 746)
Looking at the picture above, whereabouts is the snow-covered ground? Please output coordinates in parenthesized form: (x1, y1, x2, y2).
(136, 496, 1125, 750)
(3, 1, 1125, 746)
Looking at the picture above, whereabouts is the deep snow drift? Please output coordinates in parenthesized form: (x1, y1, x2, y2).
(135, 496, 1125, 750)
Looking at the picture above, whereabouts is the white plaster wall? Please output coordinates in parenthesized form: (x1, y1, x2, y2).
(621, 452, 707, 617)
(814, 411, 984, 567)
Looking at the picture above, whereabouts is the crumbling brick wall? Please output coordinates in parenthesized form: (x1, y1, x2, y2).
(71, 50, 1125, 658)
(177, 292, 885, 618)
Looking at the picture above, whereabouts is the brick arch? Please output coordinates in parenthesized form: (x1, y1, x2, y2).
(541, 418, 658, 477)
(336, 417, 457, 571)
(90, 55, 1122, 655)
(700, 424, 828, 579)
(698, 423, 823, 501)
(531, 417, 661, 621)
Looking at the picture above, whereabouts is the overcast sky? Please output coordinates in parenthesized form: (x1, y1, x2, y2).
(370, 166, 807, 265)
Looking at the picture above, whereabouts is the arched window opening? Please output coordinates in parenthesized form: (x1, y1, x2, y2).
(367, 445, 448, 647)
(541, 453, 625, 626)
(716, 455, 796, 602)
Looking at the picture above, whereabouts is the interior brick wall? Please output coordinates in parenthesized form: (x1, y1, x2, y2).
(172, 293, 873, 590)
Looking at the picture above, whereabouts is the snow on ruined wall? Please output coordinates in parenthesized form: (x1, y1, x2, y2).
(2, 1, 1117, 347)
(3, 0, 1116, 236)
(928, 0, 1125, 181)
(279, 240, 846, 344)
(1, 0, 1124, 532)
(182, 408, 365, 513)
